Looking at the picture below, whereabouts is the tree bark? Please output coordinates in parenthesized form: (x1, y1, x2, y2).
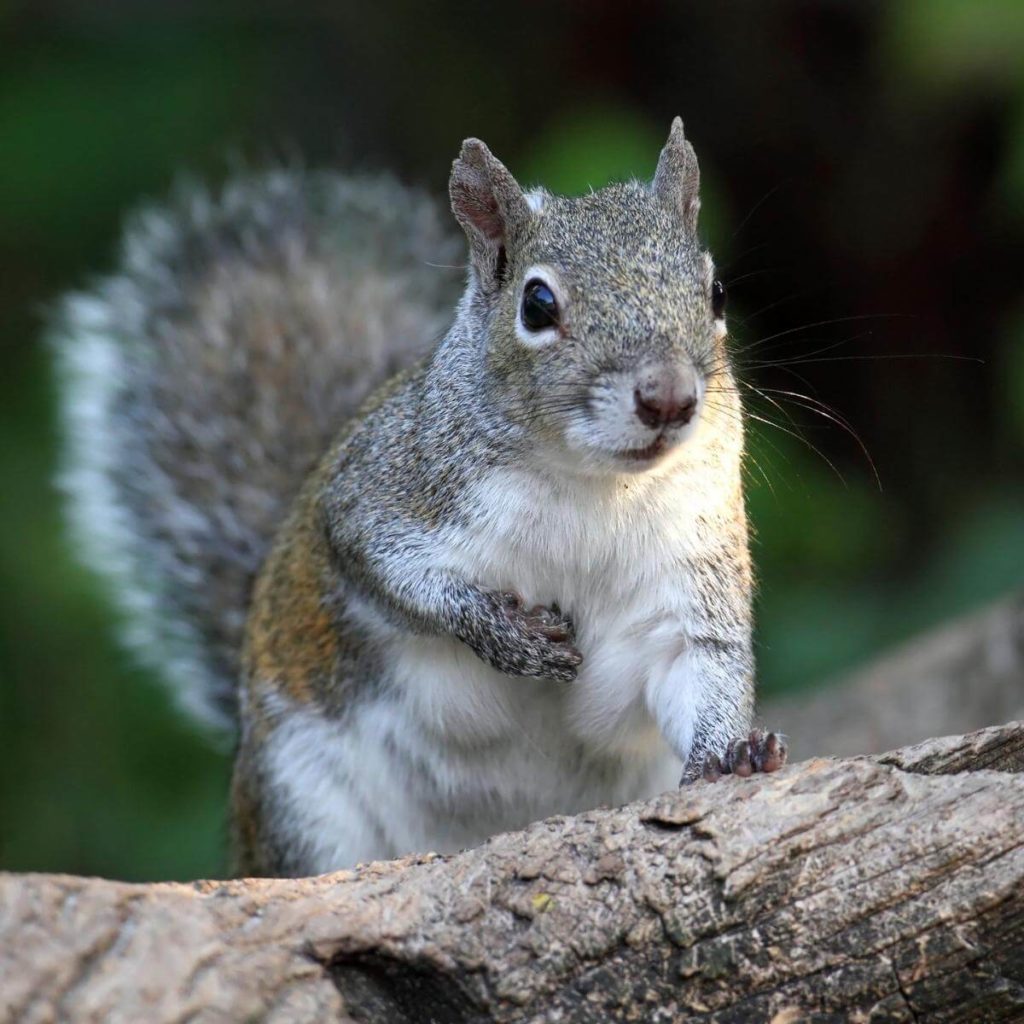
(3, 720, 1023, 1023)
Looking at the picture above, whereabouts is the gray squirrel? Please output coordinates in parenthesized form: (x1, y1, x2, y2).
(53, 118, 786, 877)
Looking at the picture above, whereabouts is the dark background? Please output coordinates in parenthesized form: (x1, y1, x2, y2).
(2, 0, 1022, 880)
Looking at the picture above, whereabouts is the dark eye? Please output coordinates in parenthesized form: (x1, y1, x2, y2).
(711, 279, 726, 319)
(521, 279, 559, 331)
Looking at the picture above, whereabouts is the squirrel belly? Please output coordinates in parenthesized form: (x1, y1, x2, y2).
(238, 478, 714, 875)
(236, 361, 753, 875)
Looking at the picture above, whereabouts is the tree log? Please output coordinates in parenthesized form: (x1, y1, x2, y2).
(3, 721, 1023, 1023)
(763, 592, 1024, 758)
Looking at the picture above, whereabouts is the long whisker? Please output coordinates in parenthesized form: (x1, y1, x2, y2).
(730, 292, 804, 330)
(730, 181, 785, 240)
(743, 446, 777, 498)
(745, 384, 881, 490)
(717, 241, 770, 270)
(704, 398, 811, 500)
(737, 329, 877, 364)
(734, 313, 913, 356)
(744, 411, 848, 487)
(745, 352, 983, 369)
(740, 383, 800, 428)
(704, 398, 799, 489)
(722, 267, 783, 288)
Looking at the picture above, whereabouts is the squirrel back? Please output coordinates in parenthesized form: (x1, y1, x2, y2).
(52, 170, 461, 729)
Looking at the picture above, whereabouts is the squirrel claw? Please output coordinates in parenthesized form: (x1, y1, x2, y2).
(526, 605, 572, 642)
(757, 730, 787, 772)
(730, 739, 753, 777)
(701, 753, 722, 782)
(484, 590, 582, 681)
(684, 729, 788, 786)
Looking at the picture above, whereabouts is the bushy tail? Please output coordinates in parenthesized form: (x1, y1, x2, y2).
(51, 169, 461, 731)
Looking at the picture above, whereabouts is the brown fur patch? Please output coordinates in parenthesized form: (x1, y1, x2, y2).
(229, 754, 264, 876)
(244, 483, 339, 708)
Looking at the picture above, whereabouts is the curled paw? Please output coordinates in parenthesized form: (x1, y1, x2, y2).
(697, 730, 788, 783)
(501, 592, 582, 681)
(472, 591, 582, 681)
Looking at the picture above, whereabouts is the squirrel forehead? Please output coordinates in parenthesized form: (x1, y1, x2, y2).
(515, 184, 707, 278)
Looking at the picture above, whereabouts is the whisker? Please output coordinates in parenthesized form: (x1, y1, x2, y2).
(745, 411, 848, 487)
(743, 447, 777, 498)
(730, 181, 785, 240)
(746, 352, 983, 369)
(735, 313, 913, 356)
(740, 383, 799, 427)
(745, 384, 881, 490)
(737, 329, 876, 366)
(703, 398, 808, 496)
(722, 267, 783, 288)
(717, 241, 770, 271)
(730, 292, 804, 330)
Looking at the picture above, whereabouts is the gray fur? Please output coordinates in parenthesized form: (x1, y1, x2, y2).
(52, 170, 462, 729)
(653, 116, 701, 234)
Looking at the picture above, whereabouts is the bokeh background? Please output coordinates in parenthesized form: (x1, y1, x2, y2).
(2, 1, 1022, 881)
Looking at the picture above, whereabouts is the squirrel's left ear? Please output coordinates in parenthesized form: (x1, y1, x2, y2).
(653, 117, 701, 235)
(450, 139, 531, 293)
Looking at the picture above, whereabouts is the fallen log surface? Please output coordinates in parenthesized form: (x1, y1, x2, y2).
(3, 721, 1023, 1023)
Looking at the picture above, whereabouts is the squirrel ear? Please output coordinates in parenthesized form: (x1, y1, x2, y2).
(450, 139, 530, 293)
(653, 117, 701, 235)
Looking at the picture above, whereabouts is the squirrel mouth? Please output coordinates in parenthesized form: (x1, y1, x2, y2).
(616, 433, 671, 463)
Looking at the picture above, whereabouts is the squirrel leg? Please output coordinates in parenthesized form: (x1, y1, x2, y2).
(341, 555, 583, 681)
(647, 636, 759, 784)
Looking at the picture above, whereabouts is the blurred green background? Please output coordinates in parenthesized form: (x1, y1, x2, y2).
(2, 1, 1022, 881)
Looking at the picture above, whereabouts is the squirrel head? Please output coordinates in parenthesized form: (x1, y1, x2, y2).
(449, 118, 735, 477)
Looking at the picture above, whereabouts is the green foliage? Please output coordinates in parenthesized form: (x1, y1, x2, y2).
(1, 4, 1021, 881)
(1002, 308, 1024, 445)
(884, 0, 1024, 91)
(521, 105, 665, 195)
(521, 103, 728, 249)
(0, 33, 258, 248)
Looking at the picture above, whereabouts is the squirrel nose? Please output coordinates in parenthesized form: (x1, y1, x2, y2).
(633, 369, 699, 429)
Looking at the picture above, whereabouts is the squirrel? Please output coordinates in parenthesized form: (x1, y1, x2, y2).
(53, 118, 786, 877)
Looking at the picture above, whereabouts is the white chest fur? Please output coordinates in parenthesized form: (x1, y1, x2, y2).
(268, 458, 734, 871)
(382, 464, 722, 831)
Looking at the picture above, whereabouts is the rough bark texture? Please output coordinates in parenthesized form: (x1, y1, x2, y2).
(3, 720, 1023, 1023)
(762, 592, 1024, 759)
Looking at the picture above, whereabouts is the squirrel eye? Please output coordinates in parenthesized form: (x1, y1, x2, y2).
(711, 279, 727, 319)
(521, 279, 559, 331)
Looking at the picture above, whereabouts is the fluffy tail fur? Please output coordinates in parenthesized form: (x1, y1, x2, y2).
(52, 170, 460, 730)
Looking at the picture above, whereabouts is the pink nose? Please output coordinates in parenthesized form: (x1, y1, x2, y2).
(634, 371, 698, 429)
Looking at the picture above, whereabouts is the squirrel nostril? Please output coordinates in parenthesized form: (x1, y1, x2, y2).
(673, 394, 698, 426)
(634, 388, 663, 429)
(634, 386, 698, 429)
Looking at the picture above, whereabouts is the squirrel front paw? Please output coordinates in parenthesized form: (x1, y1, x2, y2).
(467, 591, 583, 681)
(686, 730, 788, 784)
